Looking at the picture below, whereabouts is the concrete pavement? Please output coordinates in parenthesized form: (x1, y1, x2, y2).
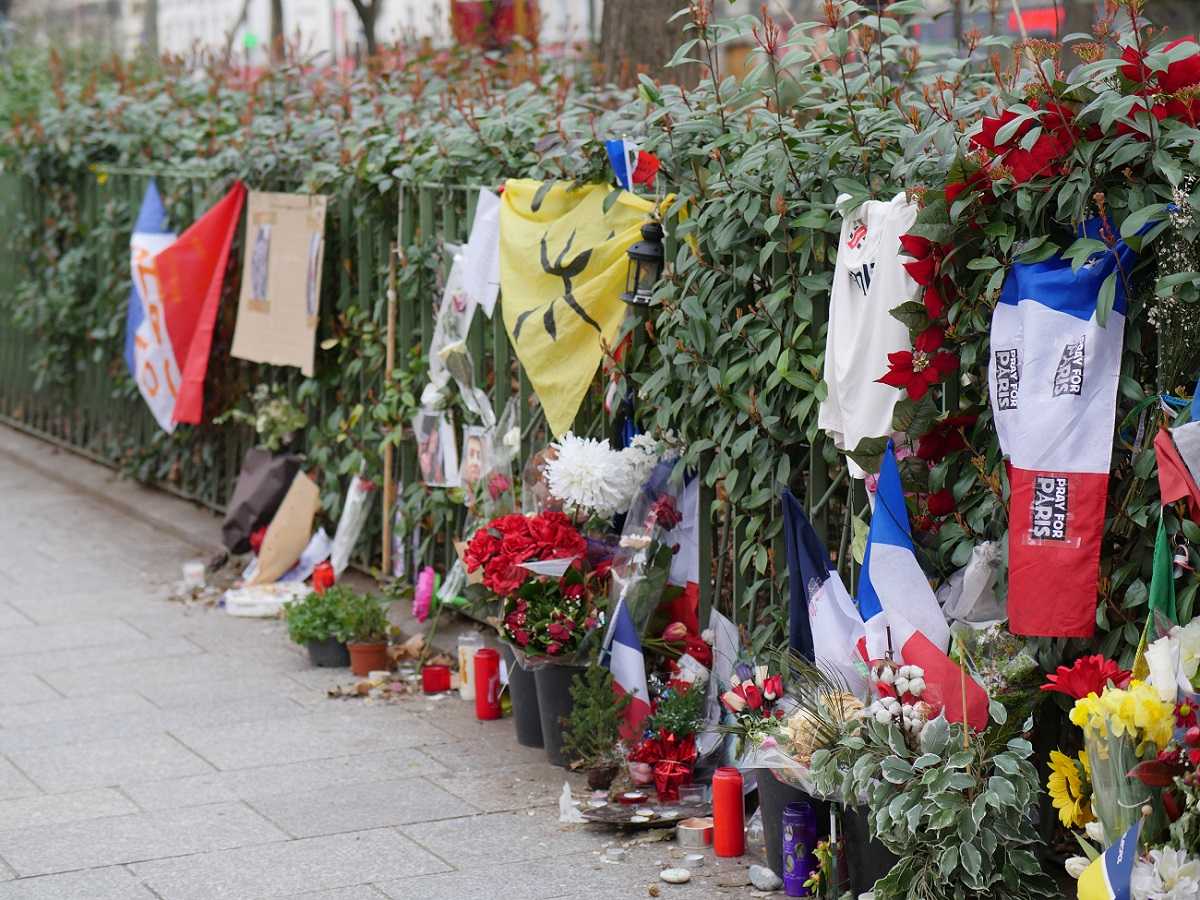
(0, 426, 755, 900)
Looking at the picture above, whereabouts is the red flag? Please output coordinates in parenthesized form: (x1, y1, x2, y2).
(899, 628, 989, 731)
(155, 181, 246, 426)
(1156, 427, 1200, 522)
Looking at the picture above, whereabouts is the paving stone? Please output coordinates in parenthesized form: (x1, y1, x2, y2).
(427, 763, 563, 813)
(0, 676, 59, 707)
(8, 733, 213, 792)
(0, 758, 39, 802)
(5, 591, 167, 626)
(0, 866, 158, 899)
(39, 653, 287, 697)
(171, 709, 449, 770)
(122, 751, 448, 811)
(249, 777, 476, 838)
(0, 787, 137, 832)
(0, 695, 308, 754)
(0, 622, 149, 659)
(130, 828, 449, 900)
(399, 811, 600, 869)
(135, 673, 319, 709)
(0, 636, 201, 678)
(413, 731, 551, 773)
(0, 692, 157, 728)
(0, 802, 288, 876)
(0, 605, 33, 628)
(280, 889, 386, 900)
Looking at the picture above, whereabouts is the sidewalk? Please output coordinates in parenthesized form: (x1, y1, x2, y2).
(0, 426, 757, 900)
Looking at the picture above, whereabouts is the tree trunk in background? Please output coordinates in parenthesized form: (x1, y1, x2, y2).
(141, 0, 158, 56)
(270, 0, 284, 62)
(1143, 0, 1200, 33)
(348, 0, 381, 57)
(599, 0, 692, 87)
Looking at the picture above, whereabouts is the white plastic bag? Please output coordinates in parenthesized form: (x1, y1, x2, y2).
(331, 475, 375, 576)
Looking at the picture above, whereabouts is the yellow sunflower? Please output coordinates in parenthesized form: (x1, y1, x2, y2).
(1048, 750, 1094, 829)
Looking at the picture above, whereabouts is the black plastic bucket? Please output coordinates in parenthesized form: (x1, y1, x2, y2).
(306, 637, 350, 668)
(842, 804, 898, 896)
(533, 664, 585, 767)
(502, 645, 543, 748)
(755, 768, 829, 878)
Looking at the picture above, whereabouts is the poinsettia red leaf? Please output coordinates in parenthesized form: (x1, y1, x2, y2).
(932, 352, 959, 374)
(923, 282, 946, 318)
(1161, 38, 1200, 93)
(1121, 45, 1150, 82)
(1128, 760, 1178, 788)
(906, 379, 930, 400)
(914, 326, 944, 352)
(904, 256, 937, 286)
(1165, 788, 1185, 822)
(898, 233, 932, 259)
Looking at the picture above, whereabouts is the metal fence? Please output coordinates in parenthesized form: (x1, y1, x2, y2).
(0, 165, 853, 640)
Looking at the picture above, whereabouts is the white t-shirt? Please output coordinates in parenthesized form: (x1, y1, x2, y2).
(818, 193, 918, 478)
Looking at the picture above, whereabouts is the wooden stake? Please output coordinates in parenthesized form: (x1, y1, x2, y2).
(381, 242, 398, 575)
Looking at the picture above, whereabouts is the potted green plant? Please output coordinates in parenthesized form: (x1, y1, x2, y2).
(283, 587, 353, 667)
(562, 665, 630, 790)
(342, 591, 391, 676)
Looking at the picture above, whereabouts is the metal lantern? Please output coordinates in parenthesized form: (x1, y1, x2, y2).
(620, 221, 665, 307)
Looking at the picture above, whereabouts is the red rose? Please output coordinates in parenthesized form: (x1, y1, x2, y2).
(741, 684, 763, 710)
(513, 628, 531, 646)
(927, 489, 955, 517)
(762, 674, 784, 701)
(546, 641, 563, 655)
(651, 495, 683, 529)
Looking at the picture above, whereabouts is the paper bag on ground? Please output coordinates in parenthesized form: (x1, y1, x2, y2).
(231, 191, 328, 376)
(251, 471, 320, 585)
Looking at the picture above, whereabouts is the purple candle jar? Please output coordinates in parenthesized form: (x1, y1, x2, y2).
(782, 800, 818, 896)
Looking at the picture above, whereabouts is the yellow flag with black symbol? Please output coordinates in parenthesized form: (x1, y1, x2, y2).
(499, 178, 661, 438)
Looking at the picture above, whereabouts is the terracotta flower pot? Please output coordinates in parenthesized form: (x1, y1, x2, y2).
(347, 641, 390, 676)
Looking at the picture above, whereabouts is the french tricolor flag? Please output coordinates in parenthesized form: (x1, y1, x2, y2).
(857, 442, 988, 730)
(601, 597, 652, 738)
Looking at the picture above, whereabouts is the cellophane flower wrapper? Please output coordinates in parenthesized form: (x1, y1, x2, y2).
(463, 398, 520, 522)
(608, 457, 685, 635)
(1085, 727, 1153, 841)
(737, 738, 824, 796)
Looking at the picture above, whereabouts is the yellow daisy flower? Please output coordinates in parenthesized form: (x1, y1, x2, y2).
(1047, 750, 1094, 829)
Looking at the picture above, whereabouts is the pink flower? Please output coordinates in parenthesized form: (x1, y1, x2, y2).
(413, 566, 435, 623)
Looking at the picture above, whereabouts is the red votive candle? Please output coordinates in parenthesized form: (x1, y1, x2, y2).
(421, 665, 450, 694)
(474, 648, 502, 720)
(712, 766, 745, 857)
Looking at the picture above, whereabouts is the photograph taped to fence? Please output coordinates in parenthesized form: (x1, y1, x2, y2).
(231, 191, 328, 376)
(414, 409, 460, 488)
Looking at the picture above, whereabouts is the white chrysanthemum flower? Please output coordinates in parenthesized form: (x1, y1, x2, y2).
(621, 436, 661, 496)
(545, 433, 634, 518)
(1133, 847, 1200, 900)
(1084, 821, 1105, 844)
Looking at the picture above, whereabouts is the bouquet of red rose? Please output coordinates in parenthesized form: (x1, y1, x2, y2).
(465, 511, 610, 666)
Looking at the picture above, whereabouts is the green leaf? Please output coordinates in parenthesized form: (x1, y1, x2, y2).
(1096, 271, 1118, 327)
(1120, 203, 1169, 240)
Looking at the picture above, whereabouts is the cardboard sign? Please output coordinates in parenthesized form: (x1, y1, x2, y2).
(251, 471, 320, 585)
(231, 191, 328, 376)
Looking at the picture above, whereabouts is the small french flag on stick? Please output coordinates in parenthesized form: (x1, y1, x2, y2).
(605, 139, 660, 191)
(601, 597, 652, 738)
(857, 442, 989, 730)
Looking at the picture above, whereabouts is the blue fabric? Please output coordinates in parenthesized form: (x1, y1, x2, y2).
(123, 181, 172, 377)
(605, 139, 635, 190)
(855, 441, 912, 621)
(997, 217, 1139, 320)
(780, 488, 833, 659)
